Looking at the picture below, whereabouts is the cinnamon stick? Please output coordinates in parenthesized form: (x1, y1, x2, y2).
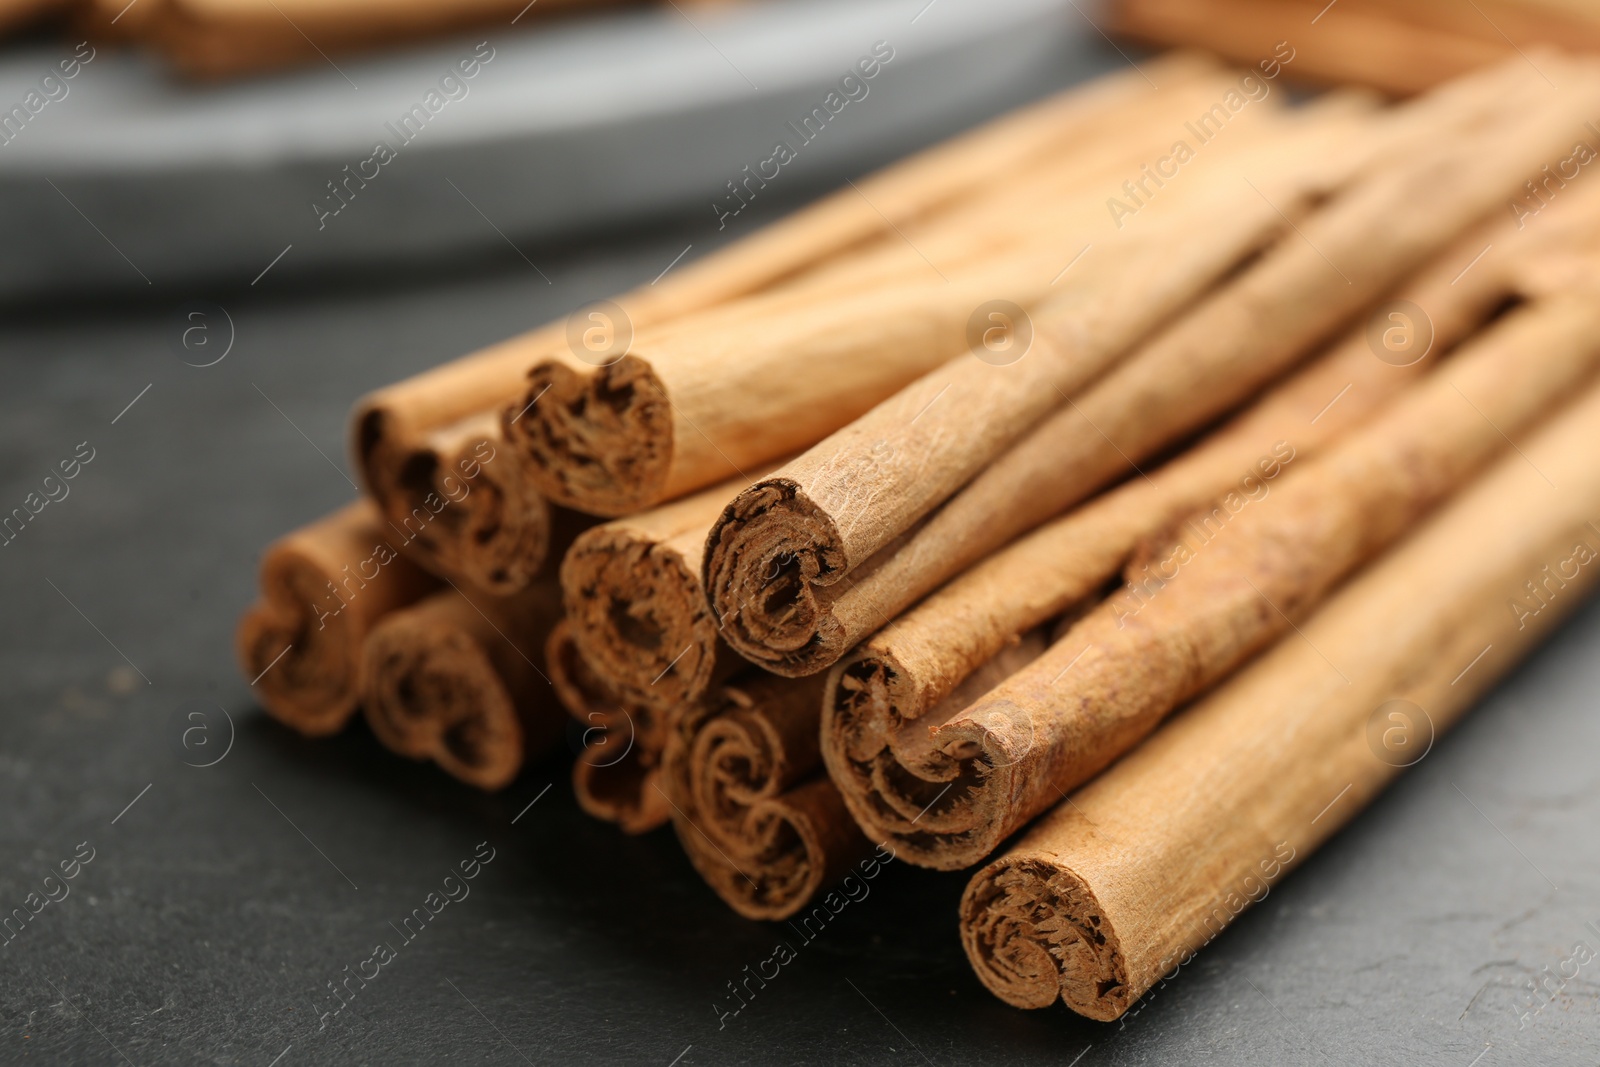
(1110, 0, 1505, 96)
(960, 373, 1600, 1018)
(356, 56, 1214, 568)
(819, 201, 1574, 860)
(507, 75, 1318, 518)
(1110, 0, 1600, 97)
(363, 414, 553, 596)
(545, 618, 672, 833)
(236, 500, 440, 737)
(902, 285, 1600, 869)
(140, 0, 617, 79)
(658, 671, 845, 919)
(558, 466, 782, 715)
(662, 638, 1045, 919)
(1383, 0, 1600, 53)
(362, 583, 564, 790)
(704, 59, 1595, 677)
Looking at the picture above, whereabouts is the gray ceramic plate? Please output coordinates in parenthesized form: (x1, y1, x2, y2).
(0, 0, 1101, 299)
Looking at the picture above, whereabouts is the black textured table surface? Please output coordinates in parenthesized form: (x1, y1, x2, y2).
(5, 60, 1600, 1067)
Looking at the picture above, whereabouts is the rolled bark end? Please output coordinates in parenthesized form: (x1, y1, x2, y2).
(237, 502, 439, 737)
(452, 443, 552, 596)
(666, 697, 837, 920)
(826, 646, 920, 767)
(667, 699, 821, 918)
(677, 785, 836, 922)
(359, 413, 457, 569)
(663, 671, 858, 919)
(704, 478, 849, 676)
(508, 356, 674, 517)
(546, 619, 671, 833)
(961, 857, 1129, 1019)
(823, 639, 1046, 870)
(570, 756, 670, 835)
(237, 588, 355, 738)
(560, 525, 718, 712)
(362, 615, 525, 792)
(822, 649, 969, 862)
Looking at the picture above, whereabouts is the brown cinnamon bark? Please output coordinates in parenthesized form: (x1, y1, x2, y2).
(704, 60, 1592, 677)
(960, 375, 1600, 1018)
(403, 415, 596, 597)
(894, 287, 1600, 869)
(140, 0, 621, 79)
(77, 0, 158, 38)
(661, 639, 1043, 919)
(356, 57, 1214, 568)
(362, 583, 564, 790)
(1383, 0, 1600, 52)
(659, 671, 846, 919)
(236, 500, 440, 737)
(368, 414, 555, 596)
(1111, 0, 1600, 97)
(819, 203, 1556, 858)
(545, 618, 672, 833)
(559, 467, 782, 716)
(508, 78, 1317, 518)
(1110, 0, 1505, 96)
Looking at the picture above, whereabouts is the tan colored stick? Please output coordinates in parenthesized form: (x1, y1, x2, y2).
(362, 583, 564, 790)
(236, 500, 440, 736)
(507, 79, 1319, 517)
(663, 639, 1043, 919)
(724, 70, 1293, 303)
(378, 414, 555, 596)
(704, 60, 1597, 677)
(1109, 0, 1506, 96)
(961, 375, 1600, 1019)
(545, 618, 672, 833)
(144, 0, 617, 79)
(659, 671, 846, 919)
(911, 287, 1600, 870)
(1382, 0, 1600, 51)
(355, 56, 1215, 558)
(819, 203, 1562, 858)
(559, 465, 783, 715)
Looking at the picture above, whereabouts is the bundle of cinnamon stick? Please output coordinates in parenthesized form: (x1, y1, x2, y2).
(238, 49, 1600, 1022)
(1109, 0, 1600, 95)
(58, 0, 635, 78)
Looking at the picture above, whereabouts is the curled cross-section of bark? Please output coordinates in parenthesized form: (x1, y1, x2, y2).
(545, 619, 674, 834)
(362, 585, 563, 791)
(560, 468, 775, 713)
(237, 500, 439, 737)
(661, 670, 864, 920)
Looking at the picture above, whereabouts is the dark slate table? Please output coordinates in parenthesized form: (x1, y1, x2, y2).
(3, 40, 1599, 1067)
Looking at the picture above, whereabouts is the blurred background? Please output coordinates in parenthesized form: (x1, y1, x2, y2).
(0, 0, 1108, 300)
(4, 1, 1600, 1064)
